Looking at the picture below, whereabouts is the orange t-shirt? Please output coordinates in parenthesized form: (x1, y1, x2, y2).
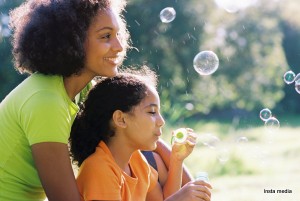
(76, 141, 158, 201)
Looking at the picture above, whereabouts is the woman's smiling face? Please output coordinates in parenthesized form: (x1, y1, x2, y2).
(83, 8, 124, 79)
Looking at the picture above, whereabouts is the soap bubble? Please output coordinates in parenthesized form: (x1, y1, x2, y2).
(295, 78, 300, 94)
(264, 117, 280, 133)
(236, 136, 249, 144)
(259, 108, 272, 121)
(294, 73, 300, 82)
(199, 133, 220, 149)
(283, 70, 296, 84)
(193, 51, 219, 75)
(160, 7, 176, 23)
(217, 147, 230, 164)
(294, 73, 300, 94)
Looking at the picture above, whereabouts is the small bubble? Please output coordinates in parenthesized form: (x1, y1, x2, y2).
(236, 136, 249, 144)
(199, 133, 220, 149)
(160, 7, 176, 23)
(294, 73, 300, 94)
(259, 108, 272, 121)
(265, 117, 280, 133)
(295, 78, 300, 94)
(217, 147, 230, 164)
(193, 51, 219, 75)
(283, 70, 296, 84)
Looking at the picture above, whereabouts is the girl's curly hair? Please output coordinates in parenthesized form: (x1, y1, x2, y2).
(9, 0, 130, 76)
(69, 66, 158, 166)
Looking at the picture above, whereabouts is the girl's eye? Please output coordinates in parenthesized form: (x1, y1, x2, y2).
(148, 112, 156, 115)
(101, 33, 111, 39)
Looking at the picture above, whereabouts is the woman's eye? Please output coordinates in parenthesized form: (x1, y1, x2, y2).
(148, 112, 156, 115)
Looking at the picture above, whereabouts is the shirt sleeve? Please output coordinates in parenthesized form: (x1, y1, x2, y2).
(148, 165, 159, 193)
(20, 91, 71, 145)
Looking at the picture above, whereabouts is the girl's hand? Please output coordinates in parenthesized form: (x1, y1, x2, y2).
(165, 180, 212, 201)
(171, 128, 197, 161)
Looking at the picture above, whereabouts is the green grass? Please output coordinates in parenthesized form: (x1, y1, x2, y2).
(163, 121, 300, 201)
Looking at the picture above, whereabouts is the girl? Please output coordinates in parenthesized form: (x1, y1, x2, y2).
(69, 66, 212, 201)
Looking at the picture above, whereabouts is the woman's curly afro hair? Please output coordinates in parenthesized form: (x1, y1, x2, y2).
(9, 0, 129, 77)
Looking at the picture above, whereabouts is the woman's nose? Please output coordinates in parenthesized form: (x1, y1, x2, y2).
(112, 36, 124, 53)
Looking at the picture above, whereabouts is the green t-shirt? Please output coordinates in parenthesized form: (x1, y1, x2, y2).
(0, 73, 79, 201)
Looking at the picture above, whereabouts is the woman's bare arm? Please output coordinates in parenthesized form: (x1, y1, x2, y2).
(32, 142, 81, 201)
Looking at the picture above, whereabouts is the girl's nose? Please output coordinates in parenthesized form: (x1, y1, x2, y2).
(157, 113, 165, 127)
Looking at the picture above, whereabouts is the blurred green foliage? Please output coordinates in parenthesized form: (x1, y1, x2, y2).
(0, 0, 26, 101)
(1, 0, 300, 124)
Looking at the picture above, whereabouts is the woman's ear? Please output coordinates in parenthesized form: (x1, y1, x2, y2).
(112, 110, 127, 128)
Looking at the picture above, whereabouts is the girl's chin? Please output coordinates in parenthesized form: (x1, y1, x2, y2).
(141, 144, 157, 152)
(150, 143, 158, 151)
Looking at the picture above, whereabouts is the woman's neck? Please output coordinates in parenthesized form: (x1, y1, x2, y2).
(63, 73, 93, 100)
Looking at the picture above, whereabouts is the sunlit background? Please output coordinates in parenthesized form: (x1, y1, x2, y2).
(1, 0, 300, 200)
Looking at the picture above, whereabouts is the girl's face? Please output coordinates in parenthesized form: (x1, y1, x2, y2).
(82, 8, 124, 79)
(123, 86, 165, 151)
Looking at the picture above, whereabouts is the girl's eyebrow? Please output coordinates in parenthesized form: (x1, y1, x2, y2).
(144, 104, 159, 109)
(96, 27, 113, 32)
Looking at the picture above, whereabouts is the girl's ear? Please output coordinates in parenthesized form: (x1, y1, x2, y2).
(112, 110, 127, 128)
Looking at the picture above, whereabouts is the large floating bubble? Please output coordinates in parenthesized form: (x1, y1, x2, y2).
(160, 7, 176, 23)
(283, 70, 296, 84)
(259, 108, 272, 121)
(193, 51, 219, 75)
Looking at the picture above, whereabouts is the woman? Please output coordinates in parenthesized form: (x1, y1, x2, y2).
(0, 0, 129, 200)
(69, 66, 211, 201)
